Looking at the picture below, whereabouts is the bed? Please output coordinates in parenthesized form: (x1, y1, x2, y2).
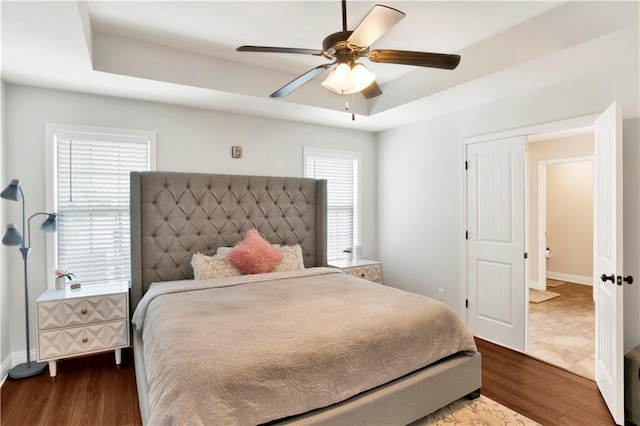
(130, 171, 481, 425)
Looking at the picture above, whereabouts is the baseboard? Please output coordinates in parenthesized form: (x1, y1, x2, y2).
(1, 349, 39, 385)
(10, 348, 37, 368)
(1, 353, 11, 386)
(546, 271, 593, 286)
(529, 280, 543, 290)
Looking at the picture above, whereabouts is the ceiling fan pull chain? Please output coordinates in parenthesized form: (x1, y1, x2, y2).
(351, 94, 356, 121)
(344, 94, 355, 121)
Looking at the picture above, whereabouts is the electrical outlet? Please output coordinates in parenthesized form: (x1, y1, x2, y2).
(438, 288, 445, 300)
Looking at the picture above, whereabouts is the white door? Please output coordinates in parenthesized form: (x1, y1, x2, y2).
(594, 102, 624, 425)
(466, 136, 527, 351)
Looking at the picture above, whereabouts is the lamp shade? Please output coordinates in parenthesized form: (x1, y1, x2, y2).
(40, 213, 58, 233)
(321, 63, 353, 94)
(2, 223, 23, 246)
(349, 64, 376, 93)
(321, 63, 376, 95)
(1, 179, 22, 201)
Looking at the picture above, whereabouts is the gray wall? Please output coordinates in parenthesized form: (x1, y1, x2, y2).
(1, 84, 377, 360)
(623, 118, 640, 353)
(377, 64, 640, 352)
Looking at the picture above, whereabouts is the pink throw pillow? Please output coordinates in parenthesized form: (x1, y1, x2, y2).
(227, 229, 284, 274)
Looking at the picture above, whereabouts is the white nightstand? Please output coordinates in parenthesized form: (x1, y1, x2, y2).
(329, 258, 383, 284)
(35, 283, 130, 380)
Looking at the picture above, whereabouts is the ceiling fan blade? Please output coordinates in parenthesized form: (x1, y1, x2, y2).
(346, 5, 405, 50)
(368, 50, 461, 70)
(237, 46, 324, 56)
(271, 64, 333, 97)
(361, 81, 383, 99)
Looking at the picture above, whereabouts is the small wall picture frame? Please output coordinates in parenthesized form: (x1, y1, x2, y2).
(231, 146, 242, 159)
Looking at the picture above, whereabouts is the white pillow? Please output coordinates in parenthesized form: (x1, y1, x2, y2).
(191, 253, 242, 279)
(216, 246, 234, 256)
(272, 245, 305, 272)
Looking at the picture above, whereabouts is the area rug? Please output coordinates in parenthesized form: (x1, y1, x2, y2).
(546, 279, 566, 288)
(410, 395, 539, 425)
(529, 289, 560, 303)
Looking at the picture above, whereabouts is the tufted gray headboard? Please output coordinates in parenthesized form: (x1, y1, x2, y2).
(130, 171, 327, 310)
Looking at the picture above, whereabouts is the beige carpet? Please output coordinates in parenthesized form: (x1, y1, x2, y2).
(410, 395, 539, 425)
(529, 288, 560, 303)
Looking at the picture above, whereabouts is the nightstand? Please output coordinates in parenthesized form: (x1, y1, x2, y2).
(329, 258, 383, 284)
(35, 284, 130, 380)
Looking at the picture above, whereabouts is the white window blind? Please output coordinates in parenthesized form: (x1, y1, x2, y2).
(305, 149, 359, 261)
(55, 138, 150, 286)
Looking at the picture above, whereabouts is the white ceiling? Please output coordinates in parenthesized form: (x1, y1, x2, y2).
(2, 1, 639, 132)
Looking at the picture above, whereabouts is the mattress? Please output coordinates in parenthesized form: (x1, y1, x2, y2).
(132, 268, 477, 425)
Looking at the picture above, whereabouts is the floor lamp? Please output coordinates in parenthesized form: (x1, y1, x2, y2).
(1, 179, 58, 379)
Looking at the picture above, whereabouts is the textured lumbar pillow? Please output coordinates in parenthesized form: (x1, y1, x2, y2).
(272, 245, 305, 272)
(191, 253, 242, 279)
(226, 229, 284, 274)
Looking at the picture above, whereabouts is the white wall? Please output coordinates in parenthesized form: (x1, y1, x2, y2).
(1, 80, 10, 377)
(377, 64, 640, 352)
(2, 84, 377, 356)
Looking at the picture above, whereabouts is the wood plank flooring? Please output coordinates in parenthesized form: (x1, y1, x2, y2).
(1, 340, 614, 425)
(1, 351, 141, 426)
(476, 338, 614, 425)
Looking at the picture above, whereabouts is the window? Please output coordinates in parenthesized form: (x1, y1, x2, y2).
(46, 124, 156, 287)
(304, 148, 359, 261)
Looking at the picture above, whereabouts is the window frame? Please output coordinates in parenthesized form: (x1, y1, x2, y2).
(45, 123, 157, 289)
(303, 147, 361, 261)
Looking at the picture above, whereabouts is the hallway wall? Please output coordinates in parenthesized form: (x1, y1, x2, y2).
(527, 134, 594, 286)
(546, 161, 594, 282)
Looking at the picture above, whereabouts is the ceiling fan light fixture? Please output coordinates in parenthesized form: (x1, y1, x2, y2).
(349, 63, 376, 93)
(321, 62, 376, 95)
(321, 63, 351, 94)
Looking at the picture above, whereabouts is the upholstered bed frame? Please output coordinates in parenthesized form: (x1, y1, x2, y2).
(130, 171, 481, 425)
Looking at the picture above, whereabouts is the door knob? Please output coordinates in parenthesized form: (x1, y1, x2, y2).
(616, 275, 634, 285)
(601, 274, 615, 283)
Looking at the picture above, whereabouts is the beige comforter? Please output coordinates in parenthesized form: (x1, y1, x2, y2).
(132, 267, 477, 425)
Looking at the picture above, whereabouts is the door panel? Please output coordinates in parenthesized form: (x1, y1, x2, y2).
(594, 102, 624, 425)
(467, 136, 526, 351)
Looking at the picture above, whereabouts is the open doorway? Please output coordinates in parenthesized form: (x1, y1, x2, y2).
(465, 103, 625, 423)
(526, 129, 595, 380)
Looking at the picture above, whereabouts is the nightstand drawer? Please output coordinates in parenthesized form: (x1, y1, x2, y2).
(38, 293, 127, 330)
(343, 264, 383, 283)
(38, 320, 128, 360)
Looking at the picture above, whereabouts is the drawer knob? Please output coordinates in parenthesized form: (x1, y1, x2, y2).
(82, 337, 88, 343)
(80, 309, 88, 315)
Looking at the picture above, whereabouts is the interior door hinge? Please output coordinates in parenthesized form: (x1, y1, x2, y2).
(465, 230, 468, 240)
(465, 161, 468, 170)
(465, 299, 469, 308)
(524, 252, 528, 259)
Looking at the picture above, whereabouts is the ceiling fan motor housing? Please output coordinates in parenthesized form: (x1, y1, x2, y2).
(323, 31, 368, 64)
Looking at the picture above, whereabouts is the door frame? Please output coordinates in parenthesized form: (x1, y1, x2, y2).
(462, 113, 598, 329)
(536, 156, 594, 292)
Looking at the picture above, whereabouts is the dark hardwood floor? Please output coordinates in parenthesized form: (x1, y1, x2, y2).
(1, 351, 141, 426)
(0, 339, 615, 425)
(476, 338, 615, 425)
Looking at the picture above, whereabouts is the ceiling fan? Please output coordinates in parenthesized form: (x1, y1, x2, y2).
(236, 0, 461, 99)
